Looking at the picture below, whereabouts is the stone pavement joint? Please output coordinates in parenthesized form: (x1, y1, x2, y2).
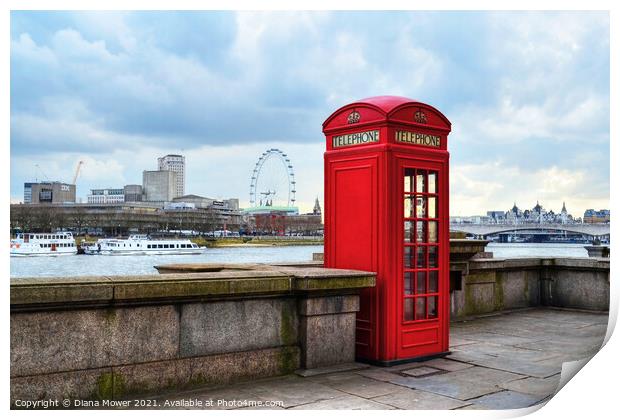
(143, 308, 607, 410)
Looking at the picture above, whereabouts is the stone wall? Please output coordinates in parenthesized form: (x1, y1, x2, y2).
(450, 257, 610, 319)
(10, 266, 375, 403)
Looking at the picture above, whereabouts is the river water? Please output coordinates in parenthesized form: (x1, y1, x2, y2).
(10, 243, 593, 278)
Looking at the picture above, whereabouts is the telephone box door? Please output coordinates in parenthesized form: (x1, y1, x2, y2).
(397, 158, 449, 360)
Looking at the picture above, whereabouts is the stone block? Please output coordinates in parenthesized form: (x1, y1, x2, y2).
(299, 312, 356, 369)
(179, 298, 298, 357)
(298, 295, 359, 316)
(117, 346, 300, 398)
(11, 306, 179, 377)
(11, 367, 112, 403)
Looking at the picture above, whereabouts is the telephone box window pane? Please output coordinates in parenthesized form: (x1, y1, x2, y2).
(416, 221, 426, 243)
(416, 171, 426, 193)
(404, 197, 414, 218)
(416, 196, 427, 217)
(404, 169, 414, 192)
(416, 246, 427, 268)
(429, 246, 438, 268)
(416, 271, 427, 294)
(428, 296, 438, 318)
(404, 221, 413, 242)
(405, 272, 414, 295)
(428, 197, 437, 218)
(428, 172, 437, 193)
(429, 270, 438, 292)
(415, 297, 426, 320)
(404, 247, 413, 268)
(428, 221, 438, 243)
(404, 299, 414, 321)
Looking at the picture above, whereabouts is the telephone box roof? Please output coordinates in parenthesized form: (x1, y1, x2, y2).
(322, 95, 451, 130)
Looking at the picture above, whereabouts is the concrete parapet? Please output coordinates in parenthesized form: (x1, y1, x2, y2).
(10, 265, 375, 403)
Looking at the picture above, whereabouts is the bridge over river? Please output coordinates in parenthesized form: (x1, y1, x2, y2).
(450, 223, 610, 239)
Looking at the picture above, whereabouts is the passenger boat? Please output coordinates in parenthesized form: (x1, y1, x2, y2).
(82, 234, 202, 255)
(10, 232, 78, 257)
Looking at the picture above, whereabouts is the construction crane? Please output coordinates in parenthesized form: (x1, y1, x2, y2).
(72, 160, 84, 185)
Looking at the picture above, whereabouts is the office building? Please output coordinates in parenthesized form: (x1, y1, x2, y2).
(157, 154, 185, 198)
(87, 188, 125, 204)
(143, 170, 177, 202)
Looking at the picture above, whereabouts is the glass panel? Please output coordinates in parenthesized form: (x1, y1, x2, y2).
(416, 196, 427, 217)
(428, 221, 438, 243)
(416, 246, 427, 268)
(416, 171, 426, 193)
(428, 296, 438, 318)
(404, 247, 413, 268)
(428, 172, 437, 193)
(404, 221, 413, 242)
(429, 271, 438, 292)
(404, 197, 414, 218)
(404, 272, 414, 295)
(429, 246, 438, 268)
(416, 221, 426, 243)
(404, 298, 414, 321)
(428, 197, 437, 218)
(404, 169, 414, 193)
(415, 297, 426, 320)
(416, 271, 427, 294)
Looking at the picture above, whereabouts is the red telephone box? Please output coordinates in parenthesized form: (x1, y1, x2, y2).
(323, 96, 451, 365)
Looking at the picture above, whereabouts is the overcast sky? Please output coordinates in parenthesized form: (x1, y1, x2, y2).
(10, 11, 609, 216)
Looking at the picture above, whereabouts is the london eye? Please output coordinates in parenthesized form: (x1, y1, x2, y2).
(249, 148, 296, 208)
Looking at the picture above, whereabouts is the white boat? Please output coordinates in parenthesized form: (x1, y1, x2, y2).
(82, 234, 202, 255)
(10, 232, 78, 257)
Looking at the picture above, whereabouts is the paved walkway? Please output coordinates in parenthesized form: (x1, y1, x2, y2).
(145, 308, 608, 410)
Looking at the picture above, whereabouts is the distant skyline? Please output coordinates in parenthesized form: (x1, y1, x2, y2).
(10, 11, 610, 215)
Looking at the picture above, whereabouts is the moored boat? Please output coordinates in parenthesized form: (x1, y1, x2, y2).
(10, 232, 78, 257)
(82, 234, 202, 255)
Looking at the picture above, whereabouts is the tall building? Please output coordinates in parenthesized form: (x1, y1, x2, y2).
(24, 182, 76, 204)
(143, 170, 177, 202)
(157, 154, 185, 198)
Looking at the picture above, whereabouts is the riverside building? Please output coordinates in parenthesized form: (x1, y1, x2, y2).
(158, 154, 185, 198)
(87, 188, 125, 204)
(23, 181, 76, 204)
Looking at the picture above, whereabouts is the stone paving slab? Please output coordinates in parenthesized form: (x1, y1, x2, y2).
(455, 332, 544, 346)
(295, 362, 369, 377)
(309, 374, 405, 399)
(356, 368, 404, 382)
(420, 358, 474, 372)
(402, 367, 442, 377)
(466, 355, 564, 378)
(291, 395, 394, 410)
(235, 376, 349, 408)
(500, 374, 560, 397)
(389, 374, 501, 400)
(372, 389, 469, 410)
(467, 390, 544, 409)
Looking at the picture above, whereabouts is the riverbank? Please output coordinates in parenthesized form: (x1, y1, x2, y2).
(201, 238, 324, 248)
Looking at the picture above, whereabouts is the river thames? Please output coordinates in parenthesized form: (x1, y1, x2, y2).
(10, 243, 593, 278)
